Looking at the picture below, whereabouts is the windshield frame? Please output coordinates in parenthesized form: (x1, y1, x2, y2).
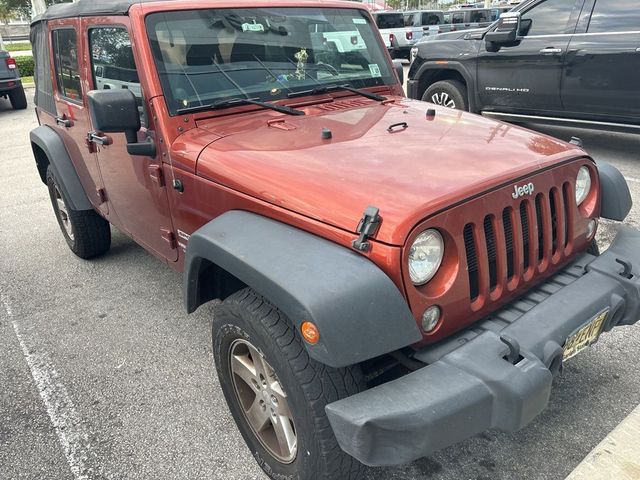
(144, 5, 396, 116)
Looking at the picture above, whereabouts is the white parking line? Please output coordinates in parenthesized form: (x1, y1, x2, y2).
(1, 293, 103, 480)
(624, 176, 640, 184)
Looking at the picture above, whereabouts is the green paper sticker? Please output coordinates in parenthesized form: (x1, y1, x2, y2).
(242, 23, 265, 33)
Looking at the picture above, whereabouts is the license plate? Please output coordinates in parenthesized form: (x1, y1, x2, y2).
(563, 309, 609, 362)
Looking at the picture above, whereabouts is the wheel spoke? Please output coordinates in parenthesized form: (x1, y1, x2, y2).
(269, 382, 292, 418)
(273, 414, 297, 459)
(245, 397, 270, 433)
(231, 353, 259, 392)
(56, 198, 67, 216)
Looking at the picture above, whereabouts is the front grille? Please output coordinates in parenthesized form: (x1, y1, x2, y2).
(463, 183, 572, 305)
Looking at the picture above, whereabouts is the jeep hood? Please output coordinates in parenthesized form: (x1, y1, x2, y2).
(195, 98, 584, 245)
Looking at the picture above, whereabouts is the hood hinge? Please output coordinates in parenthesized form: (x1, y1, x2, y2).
(352, 206, 381, 253)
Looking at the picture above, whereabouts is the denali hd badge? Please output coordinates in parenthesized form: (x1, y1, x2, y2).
(512, 182, 535, 199)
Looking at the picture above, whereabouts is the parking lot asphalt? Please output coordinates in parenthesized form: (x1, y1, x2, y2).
(1, 89, 639, 480)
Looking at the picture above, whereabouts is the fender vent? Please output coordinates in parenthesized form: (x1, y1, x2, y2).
(315, 98, 371, 112)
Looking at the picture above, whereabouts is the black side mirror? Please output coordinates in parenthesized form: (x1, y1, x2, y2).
(393, 59, 404, 85)
(485, 11, 521, 45)
(86, 89, 155, 157)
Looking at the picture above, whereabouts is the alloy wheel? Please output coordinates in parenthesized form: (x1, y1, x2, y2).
(53, 185, 74, 240)
(430, 91, 456, 108)
(229, 339, 297, 463)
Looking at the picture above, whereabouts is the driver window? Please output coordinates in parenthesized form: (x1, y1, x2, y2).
(519, 0, 576, 36)
(89, 27, 146, 127)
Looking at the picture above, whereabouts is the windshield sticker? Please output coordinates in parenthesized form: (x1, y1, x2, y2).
(369, 64, 382, 78)
(353, 18, 367, 25)
(242, 22, 265, 33)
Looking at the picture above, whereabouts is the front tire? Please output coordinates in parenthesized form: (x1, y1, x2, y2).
(422, 80, 468, 111)
(9, 87, 27, 110)
(213, 288, 366, 480)
(46, 166, 111, 259)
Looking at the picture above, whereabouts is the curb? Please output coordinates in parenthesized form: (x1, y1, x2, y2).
(565, 404, 640, 480)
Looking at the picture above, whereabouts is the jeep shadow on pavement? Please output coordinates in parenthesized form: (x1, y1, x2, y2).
(29, 1, 640, 479)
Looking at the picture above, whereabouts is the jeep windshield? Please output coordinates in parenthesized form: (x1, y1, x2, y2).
(146, 7, 395, 115)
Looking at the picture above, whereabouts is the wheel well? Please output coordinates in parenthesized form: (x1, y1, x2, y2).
(32, 142, 50, 184)
(417, 69, 468, 100)
(191, 258, 247, 308)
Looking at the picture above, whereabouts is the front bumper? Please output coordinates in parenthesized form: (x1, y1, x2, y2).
(326, 226, 640, 466)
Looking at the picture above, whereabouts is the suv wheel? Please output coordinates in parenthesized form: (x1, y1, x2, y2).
(46, 166, 111, 259)
(213, 288, 366, 480)
(423, 80, 468, 111)
(9, 86, 27, 110)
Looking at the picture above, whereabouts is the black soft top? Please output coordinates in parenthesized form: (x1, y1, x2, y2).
(31, 0, 161, 24)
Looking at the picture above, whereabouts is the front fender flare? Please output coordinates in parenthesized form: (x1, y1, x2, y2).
(410, 61, 477, 112)
(184, 211, 422, 368)
(30, 125, 92, 211)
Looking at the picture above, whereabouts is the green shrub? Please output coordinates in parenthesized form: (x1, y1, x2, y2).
(14, 56, 34, 77)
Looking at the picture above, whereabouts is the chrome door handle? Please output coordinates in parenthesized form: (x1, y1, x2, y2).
(55, 115, 73, 127)
(539, 47, 562, 54)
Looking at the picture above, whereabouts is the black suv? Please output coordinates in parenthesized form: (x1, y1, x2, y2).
(408, 0, 640, 130)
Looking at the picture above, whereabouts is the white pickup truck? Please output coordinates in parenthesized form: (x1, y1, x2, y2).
(373, 10, 444, 60)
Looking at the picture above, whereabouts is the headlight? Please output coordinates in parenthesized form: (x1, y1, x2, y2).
(408, 229, 444, 285)
(575, 166, 592, 206)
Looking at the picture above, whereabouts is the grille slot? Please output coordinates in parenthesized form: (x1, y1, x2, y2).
(463, 188, 570, 305)
(464, 223, 479, 301)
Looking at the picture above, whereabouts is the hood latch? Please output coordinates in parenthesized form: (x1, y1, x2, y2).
(352, 206, 381, 253)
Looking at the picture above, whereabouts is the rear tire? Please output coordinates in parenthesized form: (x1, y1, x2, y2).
(422, 80, 468, 111)
(213, 288, 366, 480)
(46, 166, 111, 259)
(9, 86, 27, 110)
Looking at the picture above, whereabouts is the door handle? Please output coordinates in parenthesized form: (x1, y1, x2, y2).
(539, 47, 563, 54)
(636, 47, 640, 52)
(87, 131, 111, 146)
(55, 115, 73, 128)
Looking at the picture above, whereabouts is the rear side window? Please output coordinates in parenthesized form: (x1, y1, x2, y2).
(519, 0, 576, 36)
(422, 13, 442, 25)
(375, 13, 404, 29)
(52, 29, 81, 102)
(588, 0, 640, 33)
(470, 10, 490, 23)
(451, 12, 465, 24)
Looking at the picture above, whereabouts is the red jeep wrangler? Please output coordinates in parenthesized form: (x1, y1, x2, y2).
(30, 1, 639, 479)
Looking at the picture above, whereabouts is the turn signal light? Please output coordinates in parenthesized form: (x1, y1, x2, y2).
(389, 33, 395, 44)
(6, 57, 16, 70)
(301, 321, 320, 345)
(406, 31, 413, 41)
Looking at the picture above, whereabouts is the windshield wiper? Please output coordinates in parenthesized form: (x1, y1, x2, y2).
(287, 84, 387, 102)
(177, 97, 305, 116)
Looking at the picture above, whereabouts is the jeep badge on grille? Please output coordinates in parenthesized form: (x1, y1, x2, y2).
(512, 182, 535, 199)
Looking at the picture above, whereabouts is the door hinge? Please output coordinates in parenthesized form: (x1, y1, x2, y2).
(148, 165, 165, 187)
(161, 228, 177, 250)
(352, 206, 381, 253)
(96, 188, 107, 204)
